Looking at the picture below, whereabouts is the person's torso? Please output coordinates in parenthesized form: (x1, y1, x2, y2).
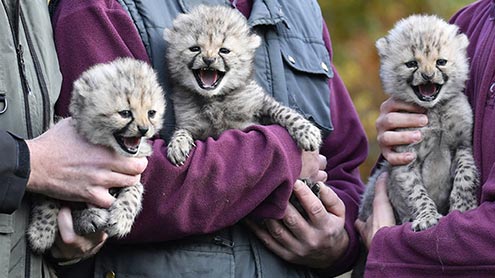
(0, 0, 61, 277)
(92, 0, 332, 276)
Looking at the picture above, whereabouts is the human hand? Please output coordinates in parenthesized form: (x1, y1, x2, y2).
(26, 118, 148, 208)
(376, 97, 427, 165)
(354, 173, 395, 250)
(246, 180, 348, 268)
(50, 207, 107, 263)
(300, 151, 327, 183)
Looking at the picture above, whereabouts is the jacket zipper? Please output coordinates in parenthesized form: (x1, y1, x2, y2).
(16, 43, 34, 138)
(20, 6, 50, 131)
(2, 0, 34, 138)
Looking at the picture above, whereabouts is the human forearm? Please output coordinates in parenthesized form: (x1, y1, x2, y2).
(123, 124, 302, 242)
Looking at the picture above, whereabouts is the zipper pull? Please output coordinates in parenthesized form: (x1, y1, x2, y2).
(0, 93, 7, 114)
(213, 236, 234, 247)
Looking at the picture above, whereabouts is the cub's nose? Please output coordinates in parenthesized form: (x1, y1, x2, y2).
(203, 57, 215, 66)
(138, 126, 149, 136)
(421, 72, 435, 81)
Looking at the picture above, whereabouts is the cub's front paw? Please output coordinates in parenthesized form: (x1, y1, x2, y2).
(411, 212, 442, 231)
(294, 124, 322, 152)
(106, 212, 133, 238)
(72, 208, 109, 235)
(167, 130, 195, 166)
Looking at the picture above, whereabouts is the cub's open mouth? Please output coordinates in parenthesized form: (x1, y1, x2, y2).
(114, 134, 142, 155)
(193, 68, 225, 90)
(411, 82, 442, 102)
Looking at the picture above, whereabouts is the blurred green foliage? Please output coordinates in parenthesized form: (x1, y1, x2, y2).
(319, 0, 473, 180)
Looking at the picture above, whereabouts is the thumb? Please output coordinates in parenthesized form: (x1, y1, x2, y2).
(58, 207, 76, 244)
(373, 172, 391, 210)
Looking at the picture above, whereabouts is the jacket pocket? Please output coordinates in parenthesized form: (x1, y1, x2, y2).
(280, 36, 334, 135)
(0, 214, 13, 278)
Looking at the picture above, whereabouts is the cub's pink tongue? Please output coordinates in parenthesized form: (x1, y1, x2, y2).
(123, 137, 141, 149)
(418, 83, 437, 96)
(200, 70, 218, 87)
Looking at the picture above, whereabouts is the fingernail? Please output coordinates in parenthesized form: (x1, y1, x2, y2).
(293, 180, 303, 191)
(412, 131, 422, 142)
(419, 115, 428, 125)
(405, 153, 416, 161)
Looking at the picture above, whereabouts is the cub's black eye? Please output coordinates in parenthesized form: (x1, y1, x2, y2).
(189, 46, 201, 52)
(148, 110, 156, 118)
(405, 60, 418, 68)
(118, 110, 132, 118)
(219, 48, 231, 54)
(436, 59, 448, 66)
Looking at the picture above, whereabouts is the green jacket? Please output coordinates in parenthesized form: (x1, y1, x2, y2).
(0, 0, 61, 276)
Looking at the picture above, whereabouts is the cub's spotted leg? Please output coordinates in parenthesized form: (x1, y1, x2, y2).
(167, 129, 195, 166)
(261, 95, 321, 151)
(450, 147, 479, 212)
(105, 183, 144, 238)
(27, 197, 60, 253)
(390, 167, 442, 231)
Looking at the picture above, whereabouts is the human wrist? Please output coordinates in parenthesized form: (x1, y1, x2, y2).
(24, 137, 44, 192)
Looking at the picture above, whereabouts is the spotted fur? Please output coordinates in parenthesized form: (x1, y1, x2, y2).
(27, 58, 166, 253)
(163, 5, 322, 166)
(358, 15, 479, 231)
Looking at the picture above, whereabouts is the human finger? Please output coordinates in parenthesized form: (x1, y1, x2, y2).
(263, 218, 302, 248)
(93, 171, 141, 189)
(108, 156, 148, 176)
(52, 207, 108, 260)
(310, 170, 327, 183)
(292, 180, 333, 225)
(377, 112, 428, 132)
(318, 154, 327, 170)
(245, 220, 294, 259)
(382, 149, 416, 166)
(300, 151, 320, 179)
(84, 186, 116, 208)
(379, 97, 425, 114)
(318, 183, 345, 218)
(377, 130, 422, 147)
(372, 173, 394, 215)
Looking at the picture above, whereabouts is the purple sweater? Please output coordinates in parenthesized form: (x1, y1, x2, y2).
(52, 0, 367, 273)
(365, 0, 495, 277)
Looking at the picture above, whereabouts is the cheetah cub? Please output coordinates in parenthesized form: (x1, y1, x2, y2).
(358, 15, 479, 231)
(164, 5, 322, 166)
(27, 58, 166, 253)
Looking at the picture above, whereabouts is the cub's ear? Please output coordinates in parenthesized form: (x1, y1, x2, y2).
(456, 32, 469, 50)
(375, 37, 389, 58)
(249, 33, 262, 50)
